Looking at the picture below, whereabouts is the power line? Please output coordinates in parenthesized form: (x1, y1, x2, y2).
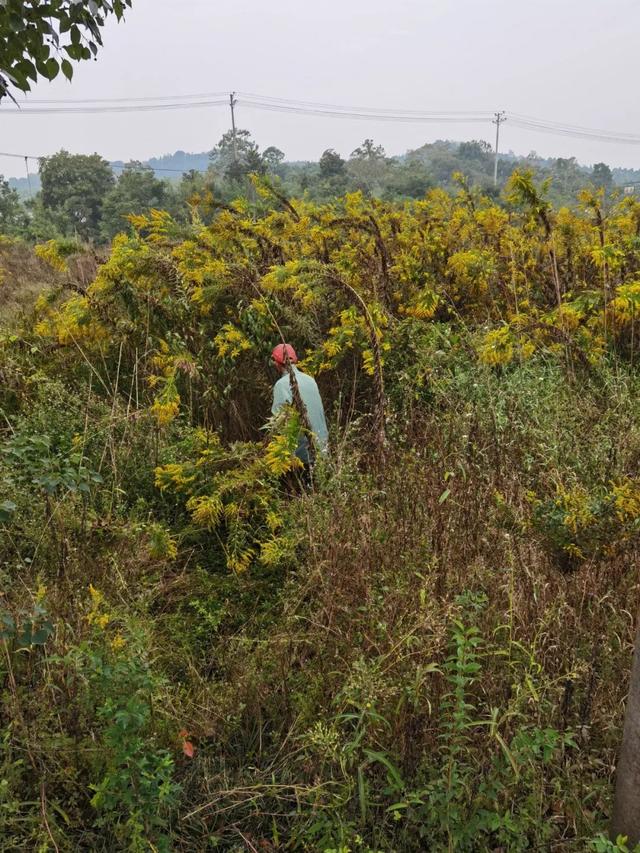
(3, 89, 640, 146)
(16, 91, 228, 105)
(7, 88, 495, 117)
(1, 94, 491, 123)
(0, 150, 45, 159)
(509, 115, 640, 145)
(509, 111, 640, 139)
(239, 99, 491, 123)
(0, 98, 229, 115)
(1, 151, 211, 175)
(236, 91, 493, 117)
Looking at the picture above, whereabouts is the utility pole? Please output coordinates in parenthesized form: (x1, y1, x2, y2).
(493, 111, 506, 186)
(24, 156, 32, 194)
(229, 92, 238, 164)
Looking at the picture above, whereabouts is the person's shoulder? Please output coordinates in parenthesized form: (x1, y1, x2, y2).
(274, 373, 291, 394)
(296, 369, 317, 386)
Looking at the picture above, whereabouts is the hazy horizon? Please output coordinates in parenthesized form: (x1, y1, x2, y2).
(2, 0, 640, 180)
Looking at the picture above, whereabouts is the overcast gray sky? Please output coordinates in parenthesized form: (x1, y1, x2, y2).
(2, 0, 640, 179)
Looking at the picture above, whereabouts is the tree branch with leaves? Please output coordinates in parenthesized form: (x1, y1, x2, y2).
(0, 0, 132, 100)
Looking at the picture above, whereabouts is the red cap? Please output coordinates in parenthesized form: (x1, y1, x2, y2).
(271, 343, 298, 366)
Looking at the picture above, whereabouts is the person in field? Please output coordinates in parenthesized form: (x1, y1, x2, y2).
(270, 343, 329, 466)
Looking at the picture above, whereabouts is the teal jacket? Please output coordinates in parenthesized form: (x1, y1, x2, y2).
(272, 367, 329, 462)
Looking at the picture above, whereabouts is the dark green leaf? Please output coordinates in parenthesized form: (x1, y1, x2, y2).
(43, 57, 59, 80)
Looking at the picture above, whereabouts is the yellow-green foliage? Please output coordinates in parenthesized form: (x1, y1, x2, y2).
(154, 413, 302, 574)
(530, 476, 640, 563)
(6, 176, 640, 849)
(34, 239, 69, 274)
(31, 176, 640, 421)
(25, 178, 640, 572)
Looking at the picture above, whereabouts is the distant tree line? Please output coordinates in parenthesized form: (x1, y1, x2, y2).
(0, 128, 619, 244)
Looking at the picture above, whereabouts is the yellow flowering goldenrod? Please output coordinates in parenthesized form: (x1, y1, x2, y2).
(154, 463, 196, 492)
(86, 584, 111, 629)
(264, 433, 302, 476)
(186, 494, 224, 529)
(150, 378, 180, 427)
(35, 240, 68, 274)
(110, 633, 127, 652)
(148, 524, 178, 561)
(213, 323, 252, 359)
(478, 326, 514, 366)
(227, 548, 255, 574)
(612, 479, 640, 523)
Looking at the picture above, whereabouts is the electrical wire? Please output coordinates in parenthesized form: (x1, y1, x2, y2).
(0, 98, 229, 115)
(239, 98, 491, 123)
(508, 114, 640, 145)
(17, 91, 229, 104)
(236, 91, 493, 117)
(2, 89, 640, 148)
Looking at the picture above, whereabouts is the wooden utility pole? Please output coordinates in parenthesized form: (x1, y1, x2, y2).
(612, 611, 640, 845)
(493, 111, 506, 186)
(24, 156, 32, 194)
(229, 92, 238, 164)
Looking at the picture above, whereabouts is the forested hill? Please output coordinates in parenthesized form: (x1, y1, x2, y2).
(4, 132, 640, 245)
(7, 139, 640, 198)
(111, 149, 211, 177)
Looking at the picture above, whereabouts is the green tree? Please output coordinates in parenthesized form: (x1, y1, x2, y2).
(0, 177, 28, 235)
(23, 195, 66, 241)
(262, 146, 285, 177)
(382, 160, 432, 199)
(348, 139, 389, 194)
(101, 163, 168, 240)
(39, 150, 114, 241)
(319, 148, 346, 178)
(0, 0, 132, 100)
(210, 129, 260, 181)
(550, 156, 585, 202)
(592, 162, 613, 191)
(458, 140, 493, 178)
(350, 138, 387, 162)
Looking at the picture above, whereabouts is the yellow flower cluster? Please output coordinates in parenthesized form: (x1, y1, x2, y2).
(35, 295, 108, 346)
(213, 323, 253, 359)
(447, 249, 496, 296)
(86, 584, 111, 630)
(259, 536, 288, 567)
(612, 478, 640, 523)
(150, 370, 181, 427)
(227, 548, 255, 575)
(148, 524, 178, 561)
(35, 240, 68, 274)
(154, 463, 196, 492)
(556, 485, 595, 536)
(151, 395, 180, 427)
(478, 326, 514, 366)
(400, 287, 439, 320)
(186, 494, 224, 529)
(611, 282, 640, 325)
(264, 433, 302, 476)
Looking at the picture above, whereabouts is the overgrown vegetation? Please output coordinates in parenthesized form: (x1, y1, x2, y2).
(2, 171, 640, 850)
(1, 131, 626, 243)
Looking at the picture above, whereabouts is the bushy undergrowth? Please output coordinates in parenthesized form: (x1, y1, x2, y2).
(2, 180, 640, 851)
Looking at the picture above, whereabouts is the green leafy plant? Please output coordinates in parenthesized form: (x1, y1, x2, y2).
(73, 639, 179, 851)
(0, 1, 133, 100)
